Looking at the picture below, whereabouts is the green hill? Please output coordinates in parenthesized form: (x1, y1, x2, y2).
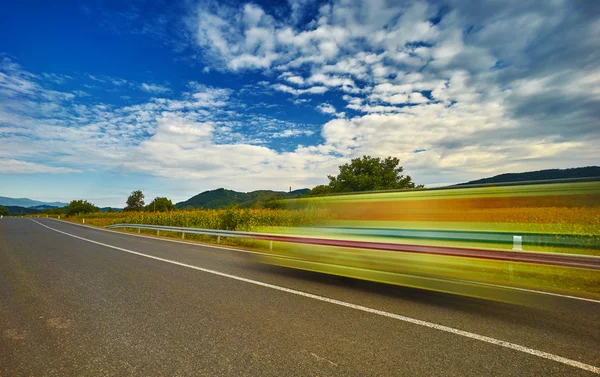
(176, 188, 309, 209)
(4, 206, 44, 215)
(459, 166, 600, 186)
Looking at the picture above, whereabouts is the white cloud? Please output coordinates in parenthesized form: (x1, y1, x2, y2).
(272, 83, 328, 95)
(317, 103, 336, 114)
(0, 159, 81, 174)
(141, 83, 171, 93)
(0, 59, 325, 189)
(270, 129, 314, 138)
(317, 103, 345, 118)
(284, 75, 305, 85)
(88, 74, 107, 83)
(2, 0, 600, 195)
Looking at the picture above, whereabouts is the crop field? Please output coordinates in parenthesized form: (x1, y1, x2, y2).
(66, 208, 331, 230)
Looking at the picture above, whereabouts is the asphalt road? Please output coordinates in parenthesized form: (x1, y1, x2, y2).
(1, 218, 598, 376)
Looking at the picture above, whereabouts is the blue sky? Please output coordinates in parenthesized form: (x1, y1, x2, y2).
(1, 0, 599, 207)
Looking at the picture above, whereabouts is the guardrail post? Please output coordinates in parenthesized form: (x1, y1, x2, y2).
(181, 232, 185, 239)
(512, 235, 523, 251)
(508, 235, 523, 280)
(58, 215, 60, 219)
(82, 218, 85, 224)
(217, 235, 221, 244)
(137, 228, 141, 234)
(269, 240, 273, 251)
(157, 230, 160, 236)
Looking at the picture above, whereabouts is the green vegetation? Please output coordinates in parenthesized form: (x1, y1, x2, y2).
(307, 185, 332, 196)
(42, 207, 66, 216)
(307, 155, 422, 196)
(459, 166, 600, 185)
(125, 190, 145, 211)
(145, 197, 175, 212)
(66, 200, 99, 216)
(67, 208, 328, 231)
(0, 205, 9, 216)
(175, 188, 309, 209)
(3, 205, 46, 215)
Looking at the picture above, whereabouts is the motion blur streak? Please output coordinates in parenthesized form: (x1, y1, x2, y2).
(262, 181, 600, 303)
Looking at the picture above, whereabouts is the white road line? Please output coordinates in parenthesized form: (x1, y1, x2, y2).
(47, 218, 268, 255)
(47, 218, 600, 305)
(467, 281, 600, 304)
(31, 219, 600, 374)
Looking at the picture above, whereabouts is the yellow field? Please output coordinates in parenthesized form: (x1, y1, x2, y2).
(66, 208, 331, 230)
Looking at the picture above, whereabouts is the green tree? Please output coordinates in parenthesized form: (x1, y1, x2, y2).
(66, 200, 98, 216)
(42, 207, 66, 216)
(0, 205, 9, 216)
(327, 155, 422, 193)
(145, 197, 175, 212)
(125, 190, 145, 211)
(307, 185, 332, 196)
(261, 195, 285, 209)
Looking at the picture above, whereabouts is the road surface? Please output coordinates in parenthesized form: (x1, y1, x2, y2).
(1, 218, 598, 376)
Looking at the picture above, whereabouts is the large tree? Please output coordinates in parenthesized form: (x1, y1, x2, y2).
(125, 190, 145, 211)
(145, 197, 175, 212)
(326, 155, 421, 193)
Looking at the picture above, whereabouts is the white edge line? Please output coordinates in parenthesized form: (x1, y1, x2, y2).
(47, 218, 268, 256)
(30, 219, 600, 374)
(44, 218, 600, 305)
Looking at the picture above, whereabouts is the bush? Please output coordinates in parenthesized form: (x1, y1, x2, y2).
(66, 200, 98, 216)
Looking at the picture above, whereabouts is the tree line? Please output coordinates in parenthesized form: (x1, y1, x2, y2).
(124, 190, 175, 212)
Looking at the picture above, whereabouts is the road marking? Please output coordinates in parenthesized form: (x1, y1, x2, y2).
(46, 218, 269, 256)
(31, 219, 600, 374)
(465, 281, 600, 304)
(47, 218, 600, 305)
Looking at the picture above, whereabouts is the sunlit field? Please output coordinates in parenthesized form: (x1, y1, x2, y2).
(65, 208, 331, 230)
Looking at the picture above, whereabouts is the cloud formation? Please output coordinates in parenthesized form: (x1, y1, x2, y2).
(1, 0, 599, 200)
(186, 0, 600, 183)
(141, 83, 171, 93)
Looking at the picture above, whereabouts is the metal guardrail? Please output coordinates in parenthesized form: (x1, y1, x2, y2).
(313, 226, 600, 249)
(105, 223, 600, 270)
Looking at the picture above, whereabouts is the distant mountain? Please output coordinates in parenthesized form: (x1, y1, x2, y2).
(176, 188, 310, 209)
(458, 166, 600, 186)
(100, 207, 122, 212)
(0, 196, 68, 208)
(29, 205, 60, 210)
